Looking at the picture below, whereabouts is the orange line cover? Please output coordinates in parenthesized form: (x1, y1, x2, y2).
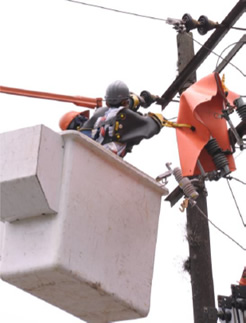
(176, 73, 239, 177)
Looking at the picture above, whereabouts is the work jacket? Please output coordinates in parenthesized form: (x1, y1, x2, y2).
(81, 106, 161, 157)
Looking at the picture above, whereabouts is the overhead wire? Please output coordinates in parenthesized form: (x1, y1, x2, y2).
(227, 175, 246, 185)
(194, 203, 246, 251)
(66, 0, 246, 79)
(231, 26, 246, 31)
(215, 40, 246, 73)
(65, 0, 246, 32)
(226, 178, 246, 227)
(65, 0, 167, 22)
(187, 34, 246, 77)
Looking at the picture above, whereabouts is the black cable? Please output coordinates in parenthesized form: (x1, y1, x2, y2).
(231, 26, 246, 31)
(227, 175, 246, 185)
(215, 40, 246, 72)
(226, 178, 246, 227)
(66, 0, 246, 32)
(66, 0, 246, 81)
(195, 204, 246, 251)
(65, 0, 167, 22)
(188, 34, 246, 77)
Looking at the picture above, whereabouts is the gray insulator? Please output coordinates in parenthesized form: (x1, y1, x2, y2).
(173, 167, 183, 183)
(173, 168, 199, 200)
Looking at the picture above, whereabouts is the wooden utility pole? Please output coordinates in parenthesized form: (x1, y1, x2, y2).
(159, 4, 246, 320)
(186, 182, 216, 323)
(177, 32, 216, 323)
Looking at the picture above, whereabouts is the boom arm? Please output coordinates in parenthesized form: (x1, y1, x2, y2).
(0, 85, 103, 109)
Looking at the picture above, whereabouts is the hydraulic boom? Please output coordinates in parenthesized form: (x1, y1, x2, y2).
(0, 85, 103, 109)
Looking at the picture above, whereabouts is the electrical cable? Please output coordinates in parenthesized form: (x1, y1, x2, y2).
(194, 204, 246, 251)
(227, 175, 246, 185)
(226, 178, 246, 227)
(66, 0, 246, 32)
(65, 0, 167, 22)
(187, 34, 246, 77)
(215, 40, 246, 72)
(231, 26, 246, 31)
(66, 0, 246, 80)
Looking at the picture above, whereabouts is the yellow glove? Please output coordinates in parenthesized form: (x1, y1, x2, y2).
(148, 112, 195, 130)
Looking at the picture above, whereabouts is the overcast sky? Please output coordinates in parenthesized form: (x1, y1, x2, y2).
(0, 0, 246, 322)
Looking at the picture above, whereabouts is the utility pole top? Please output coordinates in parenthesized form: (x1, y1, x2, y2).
(159, 0, 246, 109)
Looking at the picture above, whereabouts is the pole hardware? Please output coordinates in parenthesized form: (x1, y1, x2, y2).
(156, 163, 199, 207)
(216, 285, 246, 323)
(203, 305, 233, 323)
(161, 0, 246, 109)
(166, 13, 219, 35)
(215, 96, 246, 151)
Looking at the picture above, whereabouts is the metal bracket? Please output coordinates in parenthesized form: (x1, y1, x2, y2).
(157, 163, 199, 207)
(220, 108, 245, 151)
(166, 17, 186, 33)
(156, 162, 173, 185)
(203, 306, 219, 323)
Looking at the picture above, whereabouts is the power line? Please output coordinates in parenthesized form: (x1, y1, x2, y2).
(195, 204, 246, 251)
(215, 40, 246, 74)
(66, 0, 246, 79)
(232, 26, 246, 31)
(66, 0, 246, 31)
(188, 34, 246, 77)
(227, 175, 246, 185)
(66, 0, 246, 34)
(226, 178, 246, 227)
(65, 0, 167, 22)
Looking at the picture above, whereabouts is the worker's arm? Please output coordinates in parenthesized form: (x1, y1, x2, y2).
(112, 108, 162, 145)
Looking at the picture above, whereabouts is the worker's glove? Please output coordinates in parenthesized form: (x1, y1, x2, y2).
(148, 112, 165, 128)
(129, 93, 140, 111)
(129, 93, 145, 111)
(140, 91, 159, 108)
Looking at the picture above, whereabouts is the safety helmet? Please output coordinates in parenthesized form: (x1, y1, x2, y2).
(59, 110, 89, 130)
(105, 80, 130, 106)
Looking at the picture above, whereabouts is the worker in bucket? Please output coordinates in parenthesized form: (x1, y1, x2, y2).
(59, 80, 166, 157)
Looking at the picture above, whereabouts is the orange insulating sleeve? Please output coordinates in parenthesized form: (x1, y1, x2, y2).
(0, 86, 102, 109)
(176, 73, 239, 177)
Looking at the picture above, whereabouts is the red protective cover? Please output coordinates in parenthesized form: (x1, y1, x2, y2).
(176, 73, 239, 177)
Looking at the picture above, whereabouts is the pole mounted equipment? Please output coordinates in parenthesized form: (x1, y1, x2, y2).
(159, 0, 246, 109)
(156, 163, 199, 207)
(182, 13, 219, 35)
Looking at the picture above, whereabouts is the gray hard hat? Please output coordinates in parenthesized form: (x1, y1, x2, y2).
(105, 80, 130, 105)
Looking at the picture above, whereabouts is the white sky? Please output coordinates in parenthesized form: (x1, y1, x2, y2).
(0, 0, 246, 322)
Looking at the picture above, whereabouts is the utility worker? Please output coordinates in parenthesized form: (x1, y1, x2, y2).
(59, 80, 165, 157)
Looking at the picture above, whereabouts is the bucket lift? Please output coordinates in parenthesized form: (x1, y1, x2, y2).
(0, 124, 167, 322)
